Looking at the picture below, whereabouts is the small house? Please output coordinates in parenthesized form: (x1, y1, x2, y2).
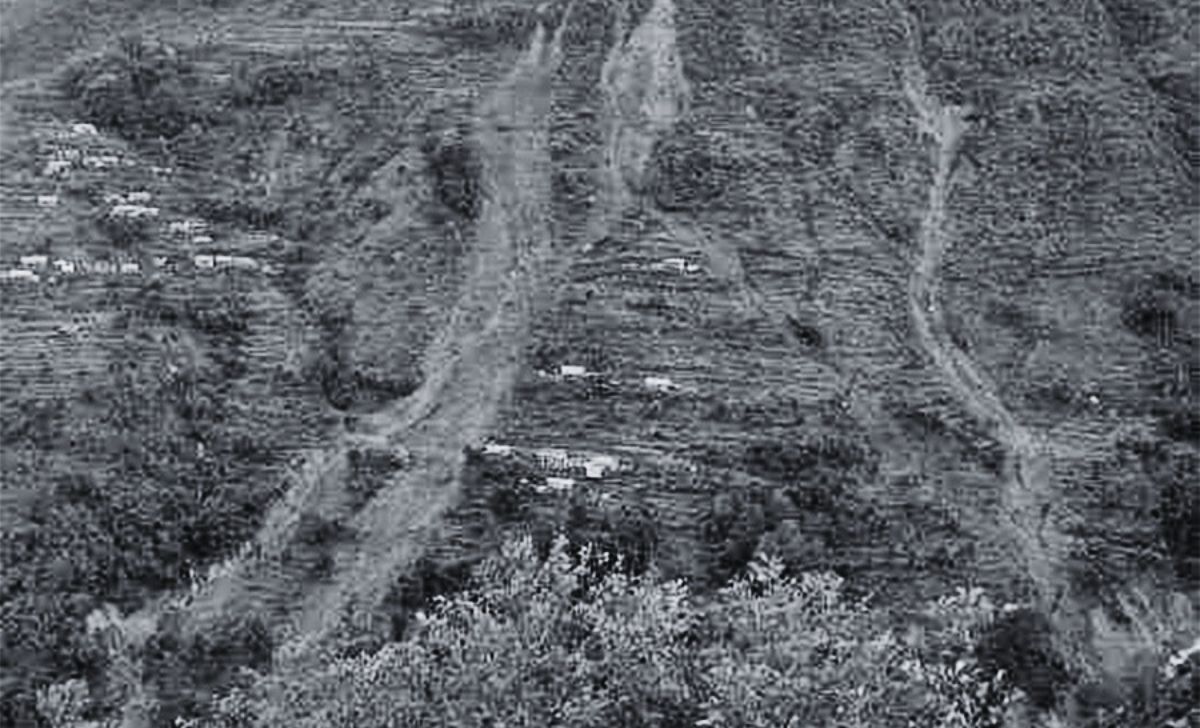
(583, 454, 620, 479)
(194, 255, 216, 269)
(191, 235, 215, 245)
(19, 255, 48, 269)
(559, 364, 588, 378)
(643, 376, 677, 393)
(53, 259, 77, 275)
(37, 195, 59, 208)
(42, 160, 71, 178)
(482, 443, 514, 457)
(119, 262, 141, 274)
(126, 191, 152, 203)
(229, 256, 259, 271)
(109, 204, 158, 219)
(71, 123, 99, 136)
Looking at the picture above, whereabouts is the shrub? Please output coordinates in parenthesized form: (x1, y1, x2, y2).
(65, 36, 206, 140)
(647, 125, 732, 211)
(423, 131, 483, 219)
(203, 538, 1015, 728)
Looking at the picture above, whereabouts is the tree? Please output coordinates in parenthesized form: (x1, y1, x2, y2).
(204, 536, 1014, 728)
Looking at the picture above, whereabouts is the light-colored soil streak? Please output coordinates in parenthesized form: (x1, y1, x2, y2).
(900, 55, 1089, 669)
(594, 0, 689, 232)
(283, 13, 576, 655)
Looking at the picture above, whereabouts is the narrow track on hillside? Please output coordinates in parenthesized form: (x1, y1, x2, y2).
(895, 19, 1082, 670)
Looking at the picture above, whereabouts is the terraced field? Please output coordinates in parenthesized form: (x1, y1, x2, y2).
(2, 0, 1198, 726)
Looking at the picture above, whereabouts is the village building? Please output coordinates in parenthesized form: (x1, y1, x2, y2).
(643, 376, 677, 393)
(43, 160, 72, 177)
(532, 447, 570, 470)
(482, 442, 514, 457)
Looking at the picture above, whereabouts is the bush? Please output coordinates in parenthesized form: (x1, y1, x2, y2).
(423, 131, 483, 219)
(65, 36, 207, 140)
(975, 609, 1069, 711)
(227, 61, 317, 108)
(647, 125, 733, 211)
(204, 538, 1016, 728)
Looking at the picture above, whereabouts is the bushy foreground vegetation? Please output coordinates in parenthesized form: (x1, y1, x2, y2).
(173, 536, 1016, 728)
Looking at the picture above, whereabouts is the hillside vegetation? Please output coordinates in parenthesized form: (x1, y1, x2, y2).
(1, 0, 1197, 727)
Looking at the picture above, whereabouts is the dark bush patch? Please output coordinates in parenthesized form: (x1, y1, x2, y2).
(649, 126, 733, 211)
(976, 608, 1069, 710)
(422, 129, 483, 219)
(65, 36, 209, 140)
(228, 61, 317, 107)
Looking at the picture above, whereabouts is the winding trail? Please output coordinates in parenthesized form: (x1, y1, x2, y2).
(899, 49, 1081, 661)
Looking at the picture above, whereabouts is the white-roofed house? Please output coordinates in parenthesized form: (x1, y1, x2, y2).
(42, 160, 72, 178)
(583, 454, 621, 479)
(19, 255, 48, 269)
(643, 376, 677, 393)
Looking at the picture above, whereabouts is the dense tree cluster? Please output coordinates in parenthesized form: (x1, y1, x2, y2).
(189, 537, 1015, 728)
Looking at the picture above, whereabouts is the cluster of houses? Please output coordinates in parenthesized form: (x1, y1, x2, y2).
(1, 250, 269, 285)
(479, 441, 627, 493)
(40, 123, 132, 179)
(7, 170, 273, 285)
(538, 363, 689, 395)
(104, 191, 159, 220)
(2, 254, 150, 283)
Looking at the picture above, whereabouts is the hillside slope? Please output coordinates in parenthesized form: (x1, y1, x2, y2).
(2, 0, 1198, 726)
